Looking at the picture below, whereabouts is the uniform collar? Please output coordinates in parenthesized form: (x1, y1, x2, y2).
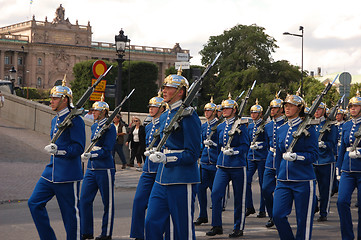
(336, 120, 344, 125)
(318, 116, 326, 122)
(152, 117, 159, 125)
(226, 116, 236, 125)
(97, 118, 107, 126)
(274, 116, 284, 123)
(254, 118, 262, 125)
(168, 100, 182, 111)
(208, 118, 217, 125)
(57, 107, 69, 117)
(352, 116, 361, 124)
(288, 117, 302, 127)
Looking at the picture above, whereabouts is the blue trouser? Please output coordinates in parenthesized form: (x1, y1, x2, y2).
(337, 171, 361, 240)
(130, 172, 157, 239)
(314, 163, 335, 217)
(273, 180, 316, 240)
(262, 168, 276, 218)
(80, 169, 115, 237)
(246, 159, 266, 212)
(211, 167, 246, 230)
(145, 183, 197, 240)
(112, 143, 127, 165)
(197, 166, 216, 219)
(28, 177, 81, 240)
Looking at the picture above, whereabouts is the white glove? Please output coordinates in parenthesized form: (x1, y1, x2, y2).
(149, 151, 167, 163)
(318, 141, 327, 149)
(204, 139, 217, 147)
(223, 148, 239, 156)
(250, 142, 263, 150)
(283, 152, 297, 161)
(81, 152, 92, 161)
(349, 150, 361, 159)
(144, 148, 155, 157)
(336, 167, 341, 180)
(44, 143, 58, 155)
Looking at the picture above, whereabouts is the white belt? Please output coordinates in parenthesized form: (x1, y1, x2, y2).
(163, 149, 184, 154)
(269, 147, 276, 153)
(346, 147, 361, 152)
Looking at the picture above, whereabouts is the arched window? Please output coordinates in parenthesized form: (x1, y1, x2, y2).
(37, 77, 42, 87)
(37, 58, 42, 66)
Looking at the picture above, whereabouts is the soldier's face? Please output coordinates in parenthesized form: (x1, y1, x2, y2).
(314, 108, 324, 119)
(149, 106, 160, 117)
(349, 105, 361, 118)
(270, 107, 282, 117)
(50, 97, 67, 112)
(250, 112, 261, 121)
(93, 110, 104, 120)
(284, 103, 300, 119)
(336, 113, 344, 122)
(204, 110, 215, 120)
(222, 108, 235, 119)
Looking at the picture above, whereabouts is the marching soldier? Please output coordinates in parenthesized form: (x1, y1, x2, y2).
(313, 102, 337, 222)
(130, 93, 166, 240)
(28, 82, 86, 240)
(145, 70, 201, 239)
(206, 95, 249, 238)
(262, 94, 285, 228)
(80, 96, 116, 240)
(194, 97, 218, 226)
(332, 108, 346, 195)
(337, 92, 361, 240)
(246, 99, 268, 218)
(273, 93, 319, 240)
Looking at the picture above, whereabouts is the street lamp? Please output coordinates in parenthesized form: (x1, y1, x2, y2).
(9, 66, 16, 94)
(114, 29, 129, 106)
(283, 26, 304, 96)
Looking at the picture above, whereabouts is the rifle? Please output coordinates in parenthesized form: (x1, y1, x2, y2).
(206, 90, 245, 142)
(154, 52, 222, 152)
(51, 66, 113, 144)
(225, 80, 257, 150)
(83, 89, 135, 153)
(250, 105, 271, 146)
(286, 74, 338, 153)
(318, 95, 345, 142)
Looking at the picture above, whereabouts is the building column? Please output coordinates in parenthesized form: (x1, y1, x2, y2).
(0, 50, 4, 79)
(13, 51, 19, 85)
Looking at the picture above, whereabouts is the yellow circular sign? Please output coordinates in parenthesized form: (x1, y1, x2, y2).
(92, 60, 107, 78)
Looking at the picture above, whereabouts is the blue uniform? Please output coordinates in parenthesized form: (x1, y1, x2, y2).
(246, 118, 268, 213)
(336, 117, 361, 240)
(28, 107, 85, 240)
(80, 117, 116, 238)
(314, 116, 337, 218)
(197, 118, 218, 220)
(262, 116, 285, 219)
(145, 100, 201, 240)
(130, 117, 162, 239)
(210, 117, 249, 231)
(273, 117, 319, 240)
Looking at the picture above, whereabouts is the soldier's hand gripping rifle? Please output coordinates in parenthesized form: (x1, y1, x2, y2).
(151, 52, 221, 152)
(50, 66, 113, 144)
(224, 80, 257, 150)
(318, 94, 345, 142)
(205, 90, 245, 143)
(83, 89, 135, 154)
(286, 74, 338, 153)
(250, 106, 271, 147)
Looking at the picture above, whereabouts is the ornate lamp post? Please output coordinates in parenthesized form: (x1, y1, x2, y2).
(114, 29, 129, 106)
(9, 66, 16, 94)
(283, 26, 304, 96)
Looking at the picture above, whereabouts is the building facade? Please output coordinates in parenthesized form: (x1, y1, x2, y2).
(0, 4, 189, 89)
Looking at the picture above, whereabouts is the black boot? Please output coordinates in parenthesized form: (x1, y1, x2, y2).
(81, 234, 94, 240)
(95, 236, 111, 240)
(245, 207, 256, 217)
(229, 229, 243, 238)
(265, 218, 274, 228)
(257, 211, 267, 218)
(194, 217, 208, 226)
(206, 226, 223, 236)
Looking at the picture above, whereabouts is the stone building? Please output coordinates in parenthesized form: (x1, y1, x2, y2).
(0, 4, 189, 89)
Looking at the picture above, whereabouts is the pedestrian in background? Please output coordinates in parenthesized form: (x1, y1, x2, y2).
(0, 90, 4, 108)
(84, 108, 94, 121)
(112, 114, 128, 169)
(126, 116, 146, 170)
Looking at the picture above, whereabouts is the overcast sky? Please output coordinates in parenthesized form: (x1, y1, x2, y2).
(1, 0, 361, 77)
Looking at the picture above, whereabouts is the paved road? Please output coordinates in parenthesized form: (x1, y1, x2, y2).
(0, 116, 358, 239)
